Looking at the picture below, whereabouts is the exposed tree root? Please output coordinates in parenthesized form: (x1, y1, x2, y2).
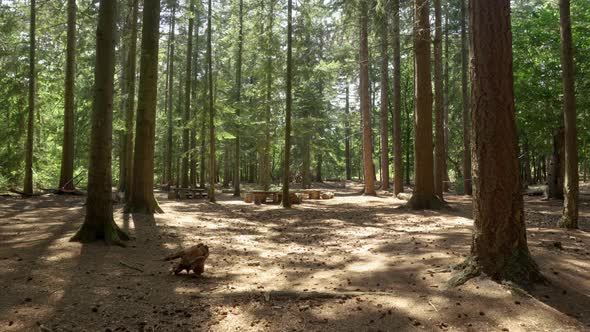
(70, 217, 130, 247)
(398, 194, 448, 210)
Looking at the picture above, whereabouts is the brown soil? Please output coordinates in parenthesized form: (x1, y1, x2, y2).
(1, 182, 589, 332)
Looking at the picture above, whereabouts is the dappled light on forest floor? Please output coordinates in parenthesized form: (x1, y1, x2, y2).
(1, 183, 589, 331)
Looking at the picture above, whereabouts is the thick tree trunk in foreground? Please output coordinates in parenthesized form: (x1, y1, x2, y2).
(207, 0, 216, 202)
(558, 0, 579, 229)
(393, 0, 403, 195)
(407, 0, 439, 209)
(71, 0, 128, 244)
(547, 127, 565, 199)
(121, 0, 139, 200)
(24, 0, 36, 195)
(450, 0, 541, 287)
(433, 0, 444, 201)
(460, 0, 472, 196)
(283, 0, 293, 208)
(182, 0, 195, 189)
(234, 0, 244, 196)
(380, 12, 390, 191)
(59, 0, 76, 191)
(360, 0, 376, 196)
(127, 0, 163, 214)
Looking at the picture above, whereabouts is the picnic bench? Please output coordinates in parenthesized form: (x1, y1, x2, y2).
(168, 187, 208, 200)
(244, 191, 281, 205)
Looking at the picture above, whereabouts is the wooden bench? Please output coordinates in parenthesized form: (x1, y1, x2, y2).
(169, 187, 208, 200)
(244, 191, 280, 205)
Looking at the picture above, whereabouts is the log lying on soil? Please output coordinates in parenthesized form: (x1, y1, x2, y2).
(321, 192, 335, 199)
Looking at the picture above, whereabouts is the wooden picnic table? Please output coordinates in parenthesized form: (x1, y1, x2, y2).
(244, 191, 280, 205)
(170, 187, 208, 200)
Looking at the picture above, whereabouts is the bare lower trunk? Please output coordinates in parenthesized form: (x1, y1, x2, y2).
(283, 0, 293, 208)
(345, 86, 352, 181)
(207, 0, 216, 202)
(360, 0, 375, 196)
(393, 0, 403, 195)
(408, 0, 439, 209)
(127, 0, 162, 214)
(59, 0, 76, 191)
(71, 0, 128, 245)
(433, 0, 444, 200)
(547, 127, 565, 199)
(182, 0, 195, 189)
(24, 0, 36, 195)
(165, 3, 176, 188)
(450, 0, 541, 287)
(558, 0, 579, 229)
(380, 13, 389, 191)
(461, 0, 472, 196)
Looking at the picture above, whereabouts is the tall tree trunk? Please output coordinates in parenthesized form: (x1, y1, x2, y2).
(392, 0, 403, 195)
(59, 0, 76, 191)
(283, 0, 293, 208)
(443, 2, 450, 192)
(548, 127, 565, 199)
(233, 0, 244, 196)
(182, 0, 195, 189)
(24, 0, 36, 195)
(380, 11, 390, 191)
(121, 0, 139, 200)
(127, 0, 163, 214)
(408, 0, 438, 209)
(261, 0, 274, 191)
(558, 0, 579, 229)
(207, 0, 216, 202)
(450, 0, 541, 287)
(165, 3, 176, 188)
(345, 85, 352, 181)
(71, 0, 128, 244)
(360, 0, 376, 196)
(190, 11, 200, 187)
(433, 0, 444, 200)
(460, 0, 472, 196)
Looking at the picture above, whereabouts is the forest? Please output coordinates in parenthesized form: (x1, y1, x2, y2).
(0, 0, 589, 331)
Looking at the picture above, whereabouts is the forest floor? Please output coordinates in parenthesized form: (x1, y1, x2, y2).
(1, 182, 590, 332)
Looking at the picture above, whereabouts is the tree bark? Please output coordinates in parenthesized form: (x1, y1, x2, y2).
(234, 0, 244, 196)
(261, 0, 274, 191)
(59, 0, 76, 191)
(434, 0, 444, 200)
(558, 0, 579, 229)
(24, 0, 36, 195)
(127, 0, 163, 214)
(182, 0, 195, 189)
(71, 0, 128, 244)
(407, 0, 439, 209)
(443, 1, 450, 192)
(283, 0, 293, 208)
(392, 0, 403, 195)
(121, 0, 139, 200)
(547, 127, 565, 199)
(190, 10, 200, 187)
(207, 0, 216, 202)
(380, 11, 390, 191)
(450, 0, 541, 287)
(165, 3, 176, 188)
(360, 0, 375, 196)
(461, 0, 472, 196)
(345, 85, 352, 181)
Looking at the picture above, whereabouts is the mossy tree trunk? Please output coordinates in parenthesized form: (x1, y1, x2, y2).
(127, 0, 163, 214)
(71, 0, 128, 245)
(450, 0, 541, 287)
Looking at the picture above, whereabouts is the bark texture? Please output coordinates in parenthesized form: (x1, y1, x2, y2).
(407, 0, 438, 209)
(24, 0, 36, 195)
(283, 0, 293, 208)
(165, 3, 176, 188)
(345, 86, 352, 181)
(360, 0, 376, 196)
(59, 0, 76, 191)
(450, 0, 541, 287)
(547, 127, 565, 199)
(380, 12, 390, 191)
(128, 0, 163, 214)
(234, 0, 244, 196)
(433, 0, 444, 200)
(392, 0, 403, 195)
(71, 0, 128, 244)
(207, 0, 216, 202)
(558, 0, 579, 229)
(460, 0, 472, 196)
(182, 0, 195, 189)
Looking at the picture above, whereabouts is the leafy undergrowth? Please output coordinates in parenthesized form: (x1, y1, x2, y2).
(0, 182, 589, 331)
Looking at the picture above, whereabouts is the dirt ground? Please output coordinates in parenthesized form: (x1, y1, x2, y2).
(1, 182, 590, 332)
